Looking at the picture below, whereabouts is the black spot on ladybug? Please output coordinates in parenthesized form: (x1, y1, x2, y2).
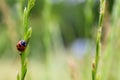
(18, 44, 21, 47)
(18, 48, 20, 51)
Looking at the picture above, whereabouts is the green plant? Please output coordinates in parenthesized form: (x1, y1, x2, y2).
(92, 0, 106, 80)
(17, 0, 35, 80)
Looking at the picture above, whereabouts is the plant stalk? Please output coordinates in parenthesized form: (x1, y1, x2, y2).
(92, 0, 106, 80)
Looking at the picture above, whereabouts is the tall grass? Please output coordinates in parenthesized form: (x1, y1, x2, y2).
(92, 0, 106, 80)
(17, 0, 35, 80)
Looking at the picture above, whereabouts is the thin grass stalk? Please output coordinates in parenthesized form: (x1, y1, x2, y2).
(17, 0, 35, 80)
(92, 0, 106, 80)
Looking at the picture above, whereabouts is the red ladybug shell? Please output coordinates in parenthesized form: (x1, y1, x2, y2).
(16, 40, 27, 52)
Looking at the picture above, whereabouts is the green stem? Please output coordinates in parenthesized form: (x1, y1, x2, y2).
(20, 28, 32, 80)
(92, 0, 106, 80)
(17, 0, 35, 80)
(20, 53, 27, 80)
(20, 47, 28, 80)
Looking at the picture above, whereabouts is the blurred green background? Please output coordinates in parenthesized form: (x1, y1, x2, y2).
(0, 0, 120, 80)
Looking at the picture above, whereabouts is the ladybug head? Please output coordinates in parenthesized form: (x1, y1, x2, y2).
(20, 40, 27, 47)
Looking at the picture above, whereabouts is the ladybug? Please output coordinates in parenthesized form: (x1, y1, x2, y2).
(16, 40, 27, 52)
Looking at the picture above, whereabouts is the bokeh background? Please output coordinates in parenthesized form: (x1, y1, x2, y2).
(0, 0, 120, 80)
